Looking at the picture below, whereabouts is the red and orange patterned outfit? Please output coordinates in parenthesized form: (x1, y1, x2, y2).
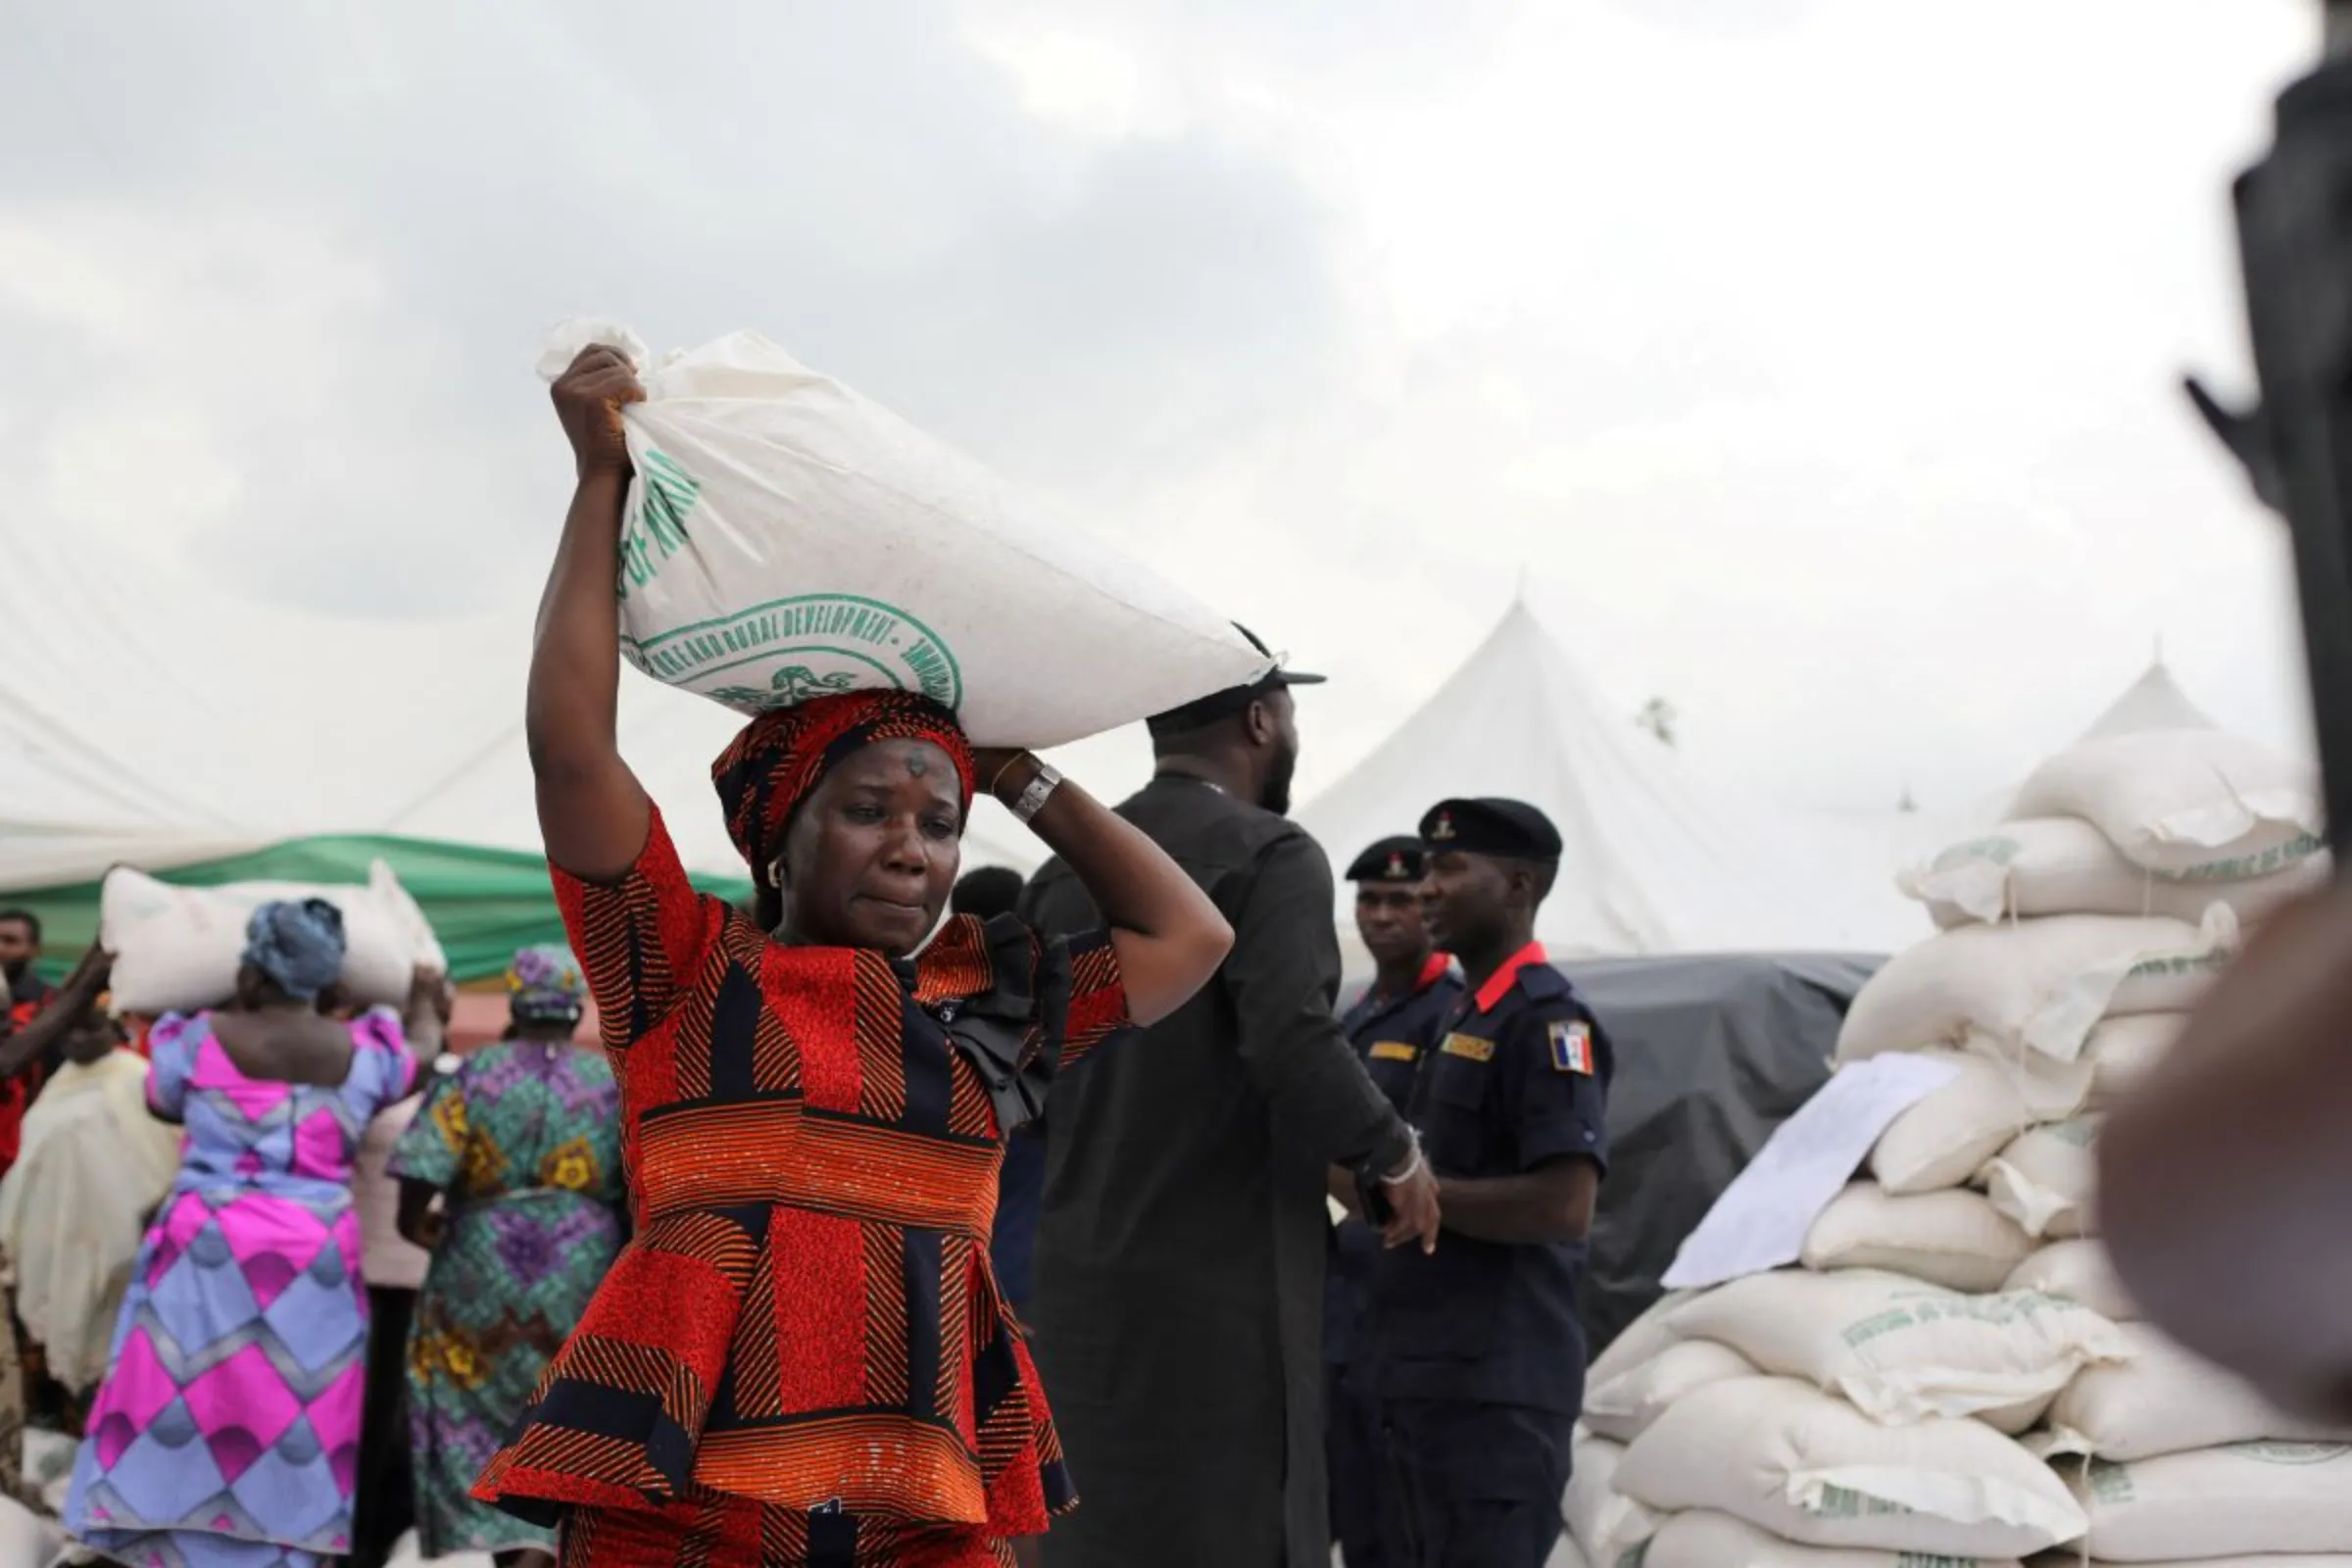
(473, 808, 1130, 1565)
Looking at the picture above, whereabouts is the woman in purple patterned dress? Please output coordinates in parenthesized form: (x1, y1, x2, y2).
(390, 947, 622, 1568)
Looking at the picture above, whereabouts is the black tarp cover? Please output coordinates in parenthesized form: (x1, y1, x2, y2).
(1557, 952, 1882, 1356)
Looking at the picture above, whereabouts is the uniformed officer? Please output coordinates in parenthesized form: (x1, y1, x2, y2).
(1328, 836, 1462, 1568)
(1362, 797, 1612, 1568)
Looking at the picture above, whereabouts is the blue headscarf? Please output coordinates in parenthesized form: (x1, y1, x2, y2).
(240, 899, 347, 1003)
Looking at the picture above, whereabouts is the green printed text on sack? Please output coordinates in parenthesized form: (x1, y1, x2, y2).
(622, 593, 964, 710)
(617, 450, 702, 596)
(1805, 1486, 1919, 1520)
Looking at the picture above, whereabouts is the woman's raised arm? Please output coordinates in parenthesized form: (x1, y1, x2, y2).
(529, 347, 653, 882)
(0, 940, 110, 1080)
(977, 752, 1231, 1025)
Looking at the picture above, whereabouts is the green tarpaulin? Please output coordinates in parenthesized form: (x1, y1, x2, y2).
(10, 835, 755, 985)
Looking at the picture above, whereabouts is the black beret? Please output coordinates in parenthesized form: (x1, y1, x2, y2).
(1345, 836, 1426, 884)
(1419, 797, 1563, 860)
(1147, 624, 1327, 738)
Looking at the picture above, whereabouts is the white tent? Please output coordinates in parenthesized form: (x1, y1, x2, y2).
(1295, 600, 1930, 956)
(0, 510, 1042, 891)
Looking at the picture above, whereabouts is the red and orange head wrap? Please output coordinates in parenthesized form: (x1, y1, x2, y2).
(711, 690, 976, 880)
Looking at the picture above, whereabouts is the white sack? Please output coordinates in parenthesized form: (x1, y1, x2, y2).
(1981, 1118, 2097, 1241)
(1869, 1050, 2073, 1194)
(1616, 1377, 2086, 1557)
(101, 862, 444, 1016)
(2010, 727, 2324, 880)
(2047, 1324, 2352, 1462)
(536, 321, 1267, 747)
(1585, 1339, 1759, 1444)
(1587, 1291, 1694, 1395)
(2067, 1444, 2352, 1561)
(2006, 1240, 2138, 1322)
(0, 1496, 65, 1568)
(1565, 1433, 1662, 1568)
(2082, 1014, 2184, 1109)
(1836, 911, 2234, 1065)
(1547, 1535, 1592, 1568)
(1667, 1268, 2124, 1428)
(1899, 816, 2326, 929)
(1801, 1183, 2034, 1295)
(1639, 1509, 2024, 1568)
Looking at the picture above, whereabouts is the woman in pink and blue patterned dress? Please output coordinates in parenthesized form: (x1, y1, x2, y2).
(65, 900, 437, 1568)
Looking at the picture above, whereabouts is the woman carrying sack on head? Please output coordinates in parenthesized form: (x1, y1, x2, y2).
(61, 901, 442, 1568)
(390, 945, 624, 1568)
(466, 350, 1232, 1566)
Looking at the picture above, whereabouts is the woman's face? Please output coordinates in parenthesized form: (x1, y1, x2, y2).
(777, 738, 964, 955)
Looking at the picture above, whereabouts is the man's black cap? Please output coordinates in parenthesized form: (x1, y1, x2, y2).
(1146, 624, 1326, 738)
(1345, 836, 1427, 885)
(1419, 798, 1564, 860)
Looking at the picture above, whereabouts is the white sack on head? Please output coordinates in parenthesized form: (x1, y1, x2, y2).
(1801, 1183, 2034, 1295)
(2066, 1444, 2352, 1561)
(2009, 727, 2323, 880)
(1616, 1376, 2086, 1557)
(1899, 816, 2326, 929)
(1836, 911, 2235, 1066)
(536, 320, 1269, 748)
(101, 863, 441, 1016)
(1666, 1268, 2124, 1428)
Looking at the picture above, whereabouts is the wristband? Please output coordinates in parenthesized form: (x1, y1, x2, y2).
(1010, 762, 1063, 824)
(1378, 1129, 1425, 1186)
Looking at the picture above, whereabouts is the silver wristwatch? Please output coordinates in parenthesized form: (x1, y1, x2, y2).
(1010, 761, 1063, 824)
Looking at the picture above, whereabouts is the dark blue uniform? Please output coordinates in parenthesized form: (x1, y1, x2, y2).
(1364, 946, 1613, 1568)
(1328, 958, 1462, 1568)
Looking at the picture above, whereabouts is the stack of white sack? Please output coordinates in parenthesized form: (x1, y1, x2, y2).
(1553, 716, 2333, 1568)
(1564, 1270, 2116, 1568)
(99, 863, 447, 1016)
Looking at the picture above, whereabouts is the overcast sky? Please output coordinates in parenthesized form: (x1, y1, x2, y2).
(0, 0, 2320, 817)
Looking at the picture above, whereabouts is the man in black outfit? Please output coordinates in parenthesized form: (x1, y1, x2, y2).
(1021, 628, 1442, 1568)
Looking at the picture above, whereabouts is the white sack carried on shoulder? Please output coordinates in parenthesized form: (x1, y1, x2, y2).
(2046, 1324, 2352, 1462)
(2010, 727, 2324, 880)
(536, 321, 1268, 748)
(1639, 1510, 2025, 1568)
(1801, 1183, 2034, 1295)
(1616, 1377, 2087, 1557)
(1899, 816, 2326, 929)
(1585, 1339, 1759, 1444)
(2067, 1444, 2352, 1561)
(2006, 1240, 2138, 1322)
(1587, 1290, 1695, 1395)
(1981, 1118, 2098, 1241)
(1666, 1268, 2124, 1428)
(1870, 1049, 2085, 1195)
(1564, 1433, 1662, 1568)
(101, 863, 445, 1016)
(1836, 911, 2235, 1066)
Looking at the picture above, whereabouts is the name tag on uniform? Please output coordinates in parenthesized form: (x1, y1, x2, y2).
(1369, 1041, 1420, 1063)
(1550, 1020, 1594, 1075)
(1440, 1033, 1494, 1062)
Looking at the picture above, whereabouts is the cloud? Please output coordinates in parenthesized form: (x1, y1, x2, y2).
(0, 0, 2327, 834)
(0, 0, 1347, 615)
